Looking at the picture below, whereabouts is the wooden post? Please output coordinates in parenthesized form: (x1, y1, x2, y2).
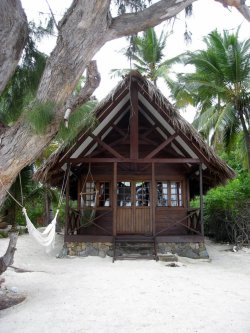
(130, 79, 139, 159)
(65, 163, 70, 240)
(113, 162, 117, 236)
(152, 162, 156, 236)
(199, 163, 204, 236)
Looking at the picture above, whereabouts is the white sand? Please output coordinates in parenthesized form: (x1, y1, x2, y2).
(0, 234, 250, 333)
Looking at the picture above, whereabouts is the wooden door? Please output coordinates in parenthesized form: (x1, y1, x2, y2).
(116, 181, 152, 235)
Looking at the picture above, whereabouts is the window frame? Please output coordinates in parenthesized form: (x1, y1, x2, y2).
(156, 180, 183, 208)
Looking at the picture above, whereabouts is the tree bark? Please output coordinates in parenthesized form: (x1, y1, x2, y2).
(238, 109, 250, 171)
(0, 0, 250, 206)
(0, 233, 18, 275)
(0, 0, 28, 95)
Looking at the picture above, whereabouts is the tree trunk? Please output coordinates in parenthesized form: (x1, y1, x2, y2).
(0, 233, 18, 275)
(0, 0, 28, 95)
(0, 0, 250, 206)
(239, 109, 250, 171)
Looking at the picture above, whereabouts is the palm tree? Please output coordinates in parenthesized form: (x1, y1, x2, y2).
(173, 29, 250, 170)
(111, 27, 181, 86)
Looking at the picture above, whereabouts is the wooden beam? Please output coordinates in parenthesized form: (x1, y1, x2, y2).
(89, 133, 124, 159)
(69, 157, 200, 164)
(130, 80, 139, 159)
(145, 133, 178, 159)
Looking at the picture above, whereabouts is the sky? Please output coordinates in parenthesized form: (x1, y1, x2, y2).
(21, 0, 250, 122)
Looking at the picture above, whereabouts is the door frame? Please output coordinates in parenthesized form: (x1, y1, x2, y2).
(116, 180, 152, 235)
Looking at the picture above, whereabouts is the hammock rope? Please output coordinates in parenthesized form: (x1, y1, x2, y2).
(79, 163, 98, 227)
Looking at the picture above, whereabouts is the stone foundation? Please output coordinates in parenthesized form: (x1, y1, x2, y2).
(158, 242, 209, 259)
(65, 242, 113, 258)
(62, 241, 209, 259)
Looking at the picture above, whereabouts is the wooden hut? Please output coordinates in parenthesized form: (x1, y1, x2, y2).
(35, 71, 235, 259)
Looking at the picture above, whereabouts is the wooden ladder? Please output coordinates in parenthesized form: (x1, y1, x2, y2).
(113, 235, 158, 262)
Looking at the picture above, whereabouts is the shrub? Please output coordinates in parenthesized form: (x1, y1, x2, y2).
(204, 172, 250, 244)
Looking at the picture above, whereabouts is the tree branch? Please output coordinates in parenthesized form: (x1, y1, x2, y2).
(0, 233, 18, 275)
(108, 0, 196, 39)
(215, 0, 250, 21)
(0, 0, 28, 94)
(66, 60, 101, 111)
(64, 60, 101, 126)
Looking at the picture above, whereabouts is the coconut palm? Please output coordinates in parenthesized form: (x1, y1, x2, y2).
(111, 27, 181, 86)
(173, 29, 250, 170)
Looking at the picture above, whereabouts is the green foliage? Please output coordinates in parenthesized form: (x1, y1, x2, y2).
(25, 100, 56, 134)
(173, 29, 250, 167)
(0, 18, 55, 126)
(204, 173, 250, 243)
(111, 27, 182, 87)
(115, 0, 152, 14)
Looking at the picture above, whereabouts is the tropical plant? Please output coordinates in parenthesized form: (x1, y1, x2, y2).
(111, 27, 181, 86)
(204, 172, 250, 245)
(172, 29, 250, 170)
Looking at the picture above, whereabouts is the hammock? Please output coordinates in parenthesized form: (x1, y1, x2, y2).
(1, 167, 69, 253)
(22, 208, 59, 253)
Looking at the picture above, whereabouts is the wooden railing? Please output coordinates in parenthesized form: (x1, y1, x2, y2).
(187, 208, 201, 235)
(155, 208, 201, 236)
(67, 208, 111, 235)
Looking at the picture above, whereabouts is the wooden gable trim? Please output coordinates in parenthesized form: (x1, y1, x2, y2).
(137, 87, 211, 165)
(57, 100, 130, 169)
(58, 88, 130, 165)
(139, 102, 191, 160)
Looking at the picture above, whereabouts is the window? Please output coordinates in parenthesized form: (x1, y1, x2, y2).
(157, 181, 183, 207)
(117, 182, 131, 206)
(136, 182, 150, 206)
(81, 182, 111, 207)
(99, 182, 110, 207)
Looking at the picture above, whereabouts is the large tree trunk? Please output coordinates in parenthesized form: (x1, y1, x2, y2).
(0, 0, 250, 206)
(0, 0, 28, 95)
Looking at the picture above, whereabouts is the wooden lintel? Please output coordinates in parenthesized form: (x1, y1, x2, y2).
(68, 157, 200, 164)
(145, 133, 178, 159)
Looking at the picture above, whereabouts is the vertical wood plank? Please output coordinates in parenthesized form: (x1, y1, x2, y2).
(113, 162, 117, 236)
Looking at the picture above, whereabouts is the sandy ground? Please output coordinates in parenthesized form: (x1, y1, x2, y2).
(0, 233, 250, 333)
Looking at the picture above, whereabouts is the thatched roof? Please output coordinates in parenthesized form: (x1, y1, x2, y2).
(35, 71, 235, 191)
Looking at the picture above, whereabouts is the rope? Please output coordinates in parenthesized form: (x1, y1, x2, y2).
(1, 166, 70, 211)
(58, 165, 70, 209)
(0, 177, 23, 208)
(19, 172, 24, 207)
